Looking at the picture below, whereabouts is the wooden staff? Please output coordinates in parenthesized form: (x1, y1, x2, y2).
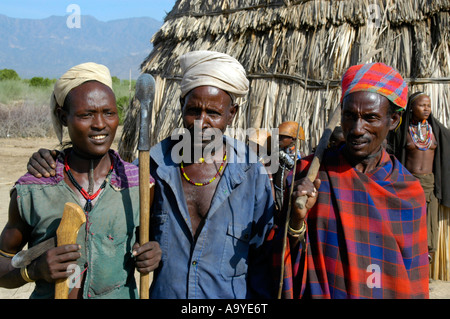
(135, 73, 156, 299)
(277, 106, 341, 298)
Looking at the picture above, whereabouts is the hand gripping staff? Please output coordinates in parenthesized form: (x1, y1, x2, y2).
(54, 202, 86, 299)
(277, 106, 341, 298)
(294, 107, 341, 209)
(135, 73, 155, 299)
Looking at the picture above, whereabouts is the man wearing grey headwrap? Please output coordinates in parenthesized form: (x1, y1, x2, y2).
(26, 51, 276, 299)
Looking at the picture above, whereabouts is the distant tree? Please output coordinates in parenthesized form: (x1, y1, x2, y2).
(122, 79, 136, 90)
(29, 77, 53, 87)
(0, 69, 20, 81)
(116, 96, 129, 125)
(112, 76, 121, 85)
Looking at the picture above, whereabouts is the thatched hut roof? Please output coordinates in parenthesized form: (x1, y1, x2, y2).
(118, 0, 450, 162)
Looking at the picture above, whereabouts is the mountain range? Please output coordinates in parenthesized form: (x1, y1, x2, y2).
(0, 14, 162, 79)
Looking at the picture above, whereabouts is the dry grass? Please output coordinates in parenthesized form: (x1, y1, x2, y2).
(0, 101, 54, 138)
(0, 78, 134, 139)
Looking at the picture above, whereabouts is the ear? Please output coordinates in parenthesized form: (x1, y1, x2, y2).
(389, 111, 401, 131)
(227, 103, 239, 125)
(179, 96, 185, 110)
(56, 106, 69, 127)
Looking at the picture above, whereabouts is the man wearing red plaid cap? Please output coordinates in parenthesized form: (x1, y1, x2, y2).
(274, 63, 429, 298)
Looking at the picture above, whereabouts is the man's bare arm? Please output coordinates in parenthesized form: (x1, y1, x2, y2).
(0, 189, 32, 288)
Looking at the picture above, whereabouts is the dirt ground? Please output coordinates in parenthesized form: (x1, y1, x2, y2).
(0, 133, 449, 299)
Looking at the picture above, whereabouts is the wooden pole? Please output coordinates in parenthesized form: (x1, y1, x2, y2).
(138, 151, 150, 299)
(135, 73, 155, 299)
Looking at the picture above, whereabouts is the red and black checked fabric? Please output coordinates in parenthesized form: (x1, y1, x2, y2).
(274, 147, 429, 299)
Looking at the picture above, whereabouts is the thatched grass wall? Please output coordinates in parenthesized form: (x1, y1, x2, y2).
(118, 0, 450, 281)
(119, 0, 450, 163)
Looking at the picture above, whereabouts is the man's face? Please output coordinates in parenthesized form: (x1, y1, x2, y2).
(411, 95, 431, 122)
(279, 135, 295, 150)
(181, 85, 237, 149)
(341, 91, 399, 160)
(60, 81, 119, 158)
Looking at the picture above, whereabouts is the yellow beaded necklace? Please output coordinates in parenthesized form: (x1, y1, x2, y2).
(180, 151, 227, 186)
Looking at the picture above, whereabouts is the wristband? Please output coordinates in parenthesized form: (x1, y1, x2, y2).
(20, 266, 35, 283)
(0, 249, 15, 258)
(287, 220, 306, 237)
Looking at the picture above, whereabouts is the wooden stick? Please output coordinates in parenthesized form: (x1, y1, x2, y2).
(139, 151, 150, 299)
(135, 73, 155, 299)
(277, 106, 341, 298)
(54, 202, 86, 299)
(295, 107, 341, 209)
(277, 123, 303, 299)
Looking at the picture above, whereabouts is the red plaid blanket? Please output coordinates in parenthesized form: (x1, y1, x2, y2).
(274, 147, 429, 298)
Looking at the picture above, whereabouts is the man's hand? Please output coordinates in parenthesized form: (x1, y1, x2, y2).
(132, 241, 162, 274)
(27, 149, 58, 178)
(29, 244, 81, 283)
(290, 177, 321, 230)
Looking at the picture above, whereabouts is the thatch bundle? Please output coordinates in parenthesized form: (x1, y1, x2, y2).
(119, 0, 450, 280)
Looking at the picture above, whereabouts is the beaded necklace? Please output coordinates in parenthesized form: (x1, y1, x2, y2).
(409, 120, 433, 151)
(180, 151, 226, 186)
(64, 153, 114, 213)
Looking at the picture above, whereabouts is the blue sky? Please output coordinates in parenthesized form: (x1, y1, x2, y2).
(0, 0, 175, 22)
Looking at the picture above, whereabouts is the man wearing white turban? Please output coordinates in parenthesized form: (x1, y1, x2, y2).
(26, 52, 276, 299)
(179, 50, 249, 103)
(146, 50, 275, 299)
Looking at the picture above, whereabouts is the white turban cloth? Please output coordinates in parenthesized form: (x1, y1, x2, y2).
(179, 51, 249, 102)
(50, 62, 113, 143)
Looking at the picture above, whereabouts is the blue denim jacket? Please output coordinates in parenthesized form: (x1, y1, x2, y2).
(148, 136, 275, 299)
